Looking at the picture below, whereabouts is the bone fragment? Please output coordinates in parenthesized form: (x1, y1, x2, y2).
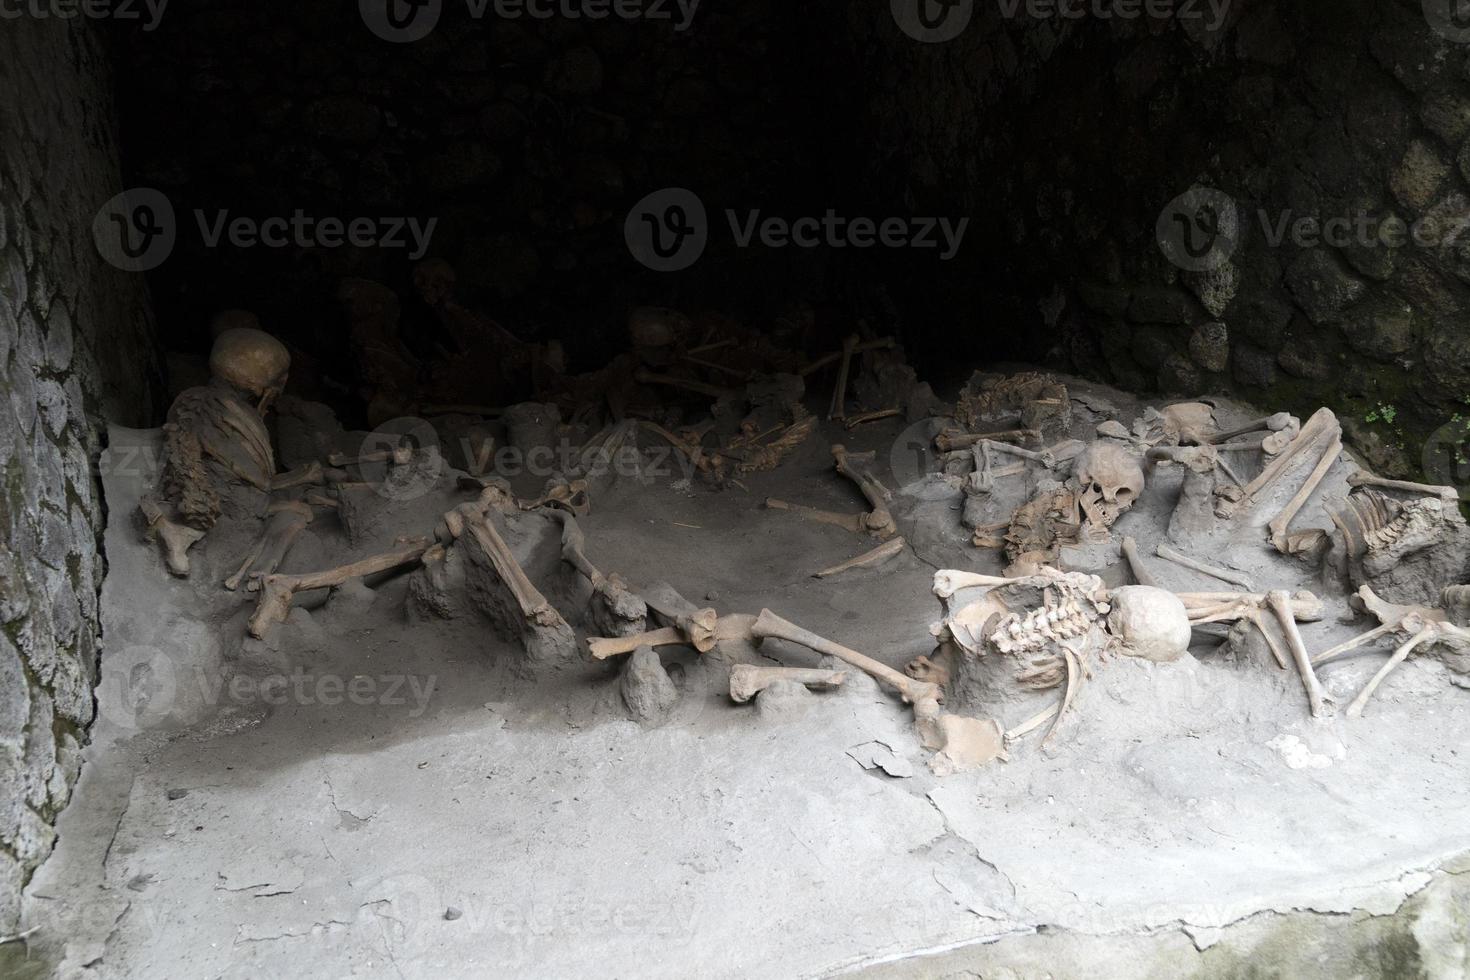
(1154, 543, 1255, 591)
(729, 665, 848, 703)
(813, 537, 906, 578)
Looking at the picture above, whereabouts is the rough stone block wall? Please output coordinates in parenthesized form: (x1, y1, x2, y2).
(846, 0, 1470, 477)
(0, 17, 160, 930)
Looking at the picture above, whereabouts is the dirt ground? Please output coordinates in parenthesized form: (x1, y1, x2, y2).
(16, 377, 1470, 978)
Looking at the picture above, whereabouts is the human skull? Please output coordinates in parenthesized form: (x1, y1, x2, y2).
(209, 328, 290, 409)
(412, 258, 457, 308)
(1106, 586, 1191, 662)
(1074, 443, 1145, 535)
(628, 307, 689, 349)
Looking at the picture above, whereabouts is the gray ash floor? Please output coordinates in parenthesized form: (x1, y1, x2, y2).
(17, 379, 1470, 978)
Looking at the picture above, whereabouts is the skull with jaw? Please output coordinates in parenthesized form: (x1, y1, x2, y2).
(1073, 443, 1145, 540)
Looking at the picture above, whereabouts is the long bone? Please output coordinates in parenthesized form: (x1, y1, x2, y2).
(1215, 408, 1338, 518)
(1346, 470, 1461, 503)
(1120, 536, 1160, 587)
(832, 444, 898, 539)
(843, 408, 902, 429)
(543, 509, 647, 633)
(729, 665, 848, 703)
(1154, 543, 1255, 591)
(224, 500, 314, 591)
(934, 429, 1042, 453)
(1266, 590, 1331, 717)
(827, 334, 859, 420)
(813, 537, 907, 578)
(1212, 412, 1299, 443)
(1312, 587, 1445, 666)
(454, 509, 570, 634)
(751, 610, 937, 703)
(641, 581, 719, 653)
(248, 538, 432, 638)
(587, 614, 756, 660)
(1267, 430, 1344, 554)
(765, 497, 872, 535)
(1346, 620, 1470, 717)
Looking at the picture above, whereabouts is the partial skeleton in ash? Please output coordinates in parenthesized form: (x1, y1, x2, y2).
(141, 327, 319, 580)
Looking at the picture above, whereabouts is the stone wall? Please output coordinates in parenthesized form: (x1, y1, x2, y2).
(0, 18, 161, 930)
(845, 0, 1470, 477)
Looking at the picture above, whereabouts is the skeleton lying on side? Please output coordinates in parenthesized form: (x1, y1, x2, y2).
(915, 568, 1192, 751)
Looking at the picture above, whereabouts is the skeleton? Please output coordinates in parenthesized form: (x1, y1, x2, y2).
(144, 327, 321, 579)
(1311, 585, 1470, 717)
(923, 568, 1192, 749)
(1325, 473, 1470, 607)
(954, 372, 1071, 439)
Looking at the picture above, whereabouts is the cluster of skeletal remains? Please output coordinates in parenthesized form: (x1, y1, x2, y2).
(139, 271, 1470, 775)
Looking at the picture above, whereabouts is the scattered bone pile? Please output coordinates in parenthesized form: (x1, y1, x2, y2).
(141, 302, 1470, 777)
